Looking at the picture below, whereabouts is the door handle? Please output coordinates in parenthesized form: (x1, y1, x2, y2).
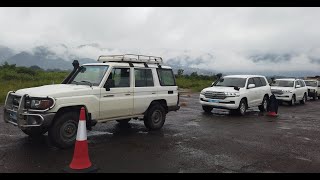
(152, 92, 156, 94)
(104, 95, 114, 97)
(125, 94, 131, 96)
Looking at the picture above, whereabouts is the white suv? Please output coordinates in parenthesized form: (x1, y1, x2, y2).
(199, 75, 272, 115)
(304, 80, 320, 100)
(3, 54, 180, 148)
(270, 78, 308, 105)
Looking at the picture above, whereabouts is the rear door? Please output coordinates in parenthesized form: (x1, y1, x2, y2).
(133, 68, 158, 115)
(156, 68, 179, 108)
(295, 80, 302, 100)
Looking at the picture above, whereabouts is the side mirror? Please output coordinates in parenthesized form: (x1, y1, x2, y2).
(104, 79, 114, 91)
(248, 84, 255, 89)
(296, 85, 301, 88)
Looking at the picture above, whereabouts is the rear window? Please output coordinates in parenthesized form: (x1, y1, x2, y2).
(157, 69, 176, 86)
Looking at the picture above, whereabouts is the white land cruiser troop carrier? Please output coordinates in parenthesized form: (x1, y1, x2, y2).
(3, 54, 180, 148)
(199, 75, 272, 115)
(270, 78, 308, 105)
(304, 79, 320, 100)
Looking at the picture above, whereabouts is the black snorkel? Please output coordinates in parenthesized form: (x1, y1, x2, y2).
(211, 73, 223, 87)
(61, 60, 80, 84)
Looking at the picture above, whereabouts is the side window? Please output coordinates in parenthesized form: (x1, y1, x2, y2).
(299, 80, 305, 87)
(259, 77, 267, 86)
(247, 78, 254, 88)
(134, 69, 154, 87)
(253, 77, 262, 87)
(295, 80, 300, 88)
(107, 68, 130, 88)
(157, 69, 176, 86)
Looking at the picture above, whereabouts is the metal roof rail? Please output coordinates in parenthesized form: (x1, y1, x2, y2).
(97, 54, 163, 64)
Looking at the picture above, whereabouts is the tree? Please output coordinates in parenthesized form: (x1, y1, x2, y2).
(177, 69, 184, 77)
(190, 71, 198, 78)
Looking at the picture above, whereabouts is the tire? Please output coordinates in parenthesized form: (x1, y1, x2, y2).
(144, 103, 166, 130)
(258, 95, 268, 112)
(237, 99, 247, 116)
(202, 106, 213, 113)
(22, 127, 48, 137)
(300, 93, 307, 104)
(48, 111, 79, 149)
(116, 119, 131, 124)
(313, 92, 317, 100)
(289, 95, 296, 106)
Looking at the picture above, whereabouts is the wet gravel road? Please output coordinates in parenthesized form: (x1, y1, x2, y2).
(1, 93, 320, 173)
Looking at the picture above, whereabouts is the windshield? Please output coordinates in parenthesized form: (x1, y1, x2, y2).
(69, 65, 109, 86)
(271, 80, 294, 87)
(214, 77, 247, 88)
(305, 81, 317, 87)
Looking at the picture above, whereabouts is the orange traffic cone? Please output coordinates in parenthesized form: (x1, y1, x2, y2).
(64, 107, 98, 173)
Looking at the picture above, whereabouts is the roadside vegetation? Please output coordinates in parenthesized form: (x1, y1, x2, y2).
(0, 62, 68, 103)
(0, 63, 217, 104)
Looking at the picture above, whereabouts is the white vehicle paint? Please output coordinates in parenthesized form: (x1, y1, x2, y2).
(304, 80, 320, 100)
(199, 75, 272, 115)
(270, 78, 308, 105)
(3, 54, 180, 148)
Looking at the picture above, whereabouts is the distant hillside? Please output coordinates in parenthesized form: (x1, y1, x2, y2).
(0, 45, 15, 63)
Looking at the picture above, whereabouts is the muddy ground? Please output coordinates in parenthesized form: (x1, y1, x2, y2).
(0, 93, 320, 173)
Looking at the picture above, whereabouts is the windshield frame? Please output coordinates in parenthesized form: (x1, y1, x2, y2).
(271, 80, 295, 88)
(304, 80, 317, 87)
(213, 77, 247, 88)
(68, 65, 109, 87)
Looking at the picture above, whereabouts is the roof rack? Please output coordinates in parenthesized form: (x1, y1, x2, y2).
(97, 54, 163, 64)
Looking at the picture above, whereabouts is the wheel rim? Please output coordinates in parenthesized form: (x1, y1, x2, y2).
(152, 110, 162, 124)
(60, 120, 77, 142)
(240, 102, 246, 114)
(263, 98, 268, 110)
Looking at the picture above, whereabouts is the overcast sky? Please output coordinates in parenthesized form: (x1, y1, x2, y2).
(0, 7, 320, 72)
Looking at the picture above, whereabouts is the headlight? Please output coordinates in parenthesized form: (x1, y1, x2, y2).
(25, 97, 54, 110)
(200, 90, 206, 95)
(225, 92, 240, 97)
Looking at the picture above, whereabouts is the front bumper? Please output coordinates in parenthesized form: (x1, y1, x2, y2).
(199, 94, 239, 110)
(3, 92, 56, 129)
(275, 93, 292, 101)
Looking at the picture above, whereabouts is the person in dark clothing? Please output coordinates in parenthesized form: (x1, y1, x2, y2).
(267, 93, 278, 116)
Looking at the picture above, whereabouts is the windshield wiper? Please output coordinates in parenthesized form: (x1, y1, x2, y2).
(80, 80, 93, 87)
(71, 80, 79, 85)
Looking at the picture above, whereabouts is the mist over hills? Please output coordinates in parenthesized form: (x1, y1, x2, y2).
(0, 44, 318, 77)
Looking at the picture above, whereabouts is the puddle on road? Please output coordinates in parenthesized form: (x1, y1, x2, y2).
(185, 121, 200, 127)
(87, 131, 113, 137)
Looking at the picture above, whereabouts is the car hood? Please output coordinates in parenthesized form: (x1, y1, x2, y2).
(15, 84, 97, 98)
(202, 86, 242, 93)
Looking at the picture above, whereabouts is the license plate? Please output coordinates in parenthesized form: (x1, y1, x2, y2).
(208, 99, 219, 103)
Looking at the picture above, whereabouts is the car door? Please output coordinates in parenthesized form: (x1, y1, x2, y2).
(99, 67, 134, 119)
(246, 78, 258, 107)
(133, 68, 158, 115)
(299, 80, 307, 98)
(294, 80, 302, 100)
(253, 77, 264, 105)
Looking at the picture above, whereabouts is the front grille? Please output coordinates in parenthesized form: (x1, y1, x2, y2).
(204, 91, 226, 99)
(271, 89, 283, 95)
